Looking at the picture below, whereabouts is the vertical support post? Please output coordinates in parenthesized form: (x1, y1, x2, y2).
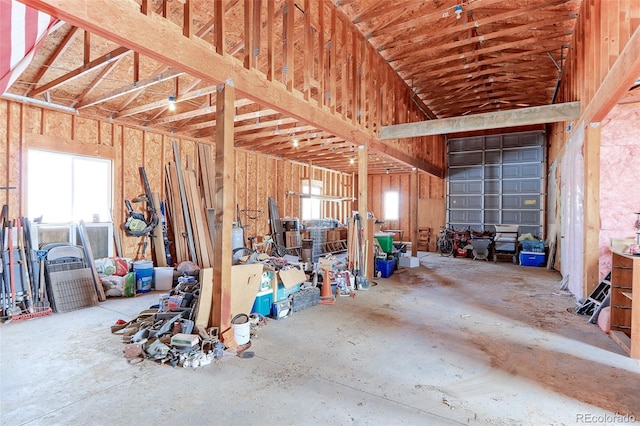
(410, 168, 418, 257)
(358, 144, 372, 280)
(283, 0, 295, 91)
(267, 0, 274, 81)
(243, 0, 254, 69)
(212, 83, 236, 332)
(214, 0, 225, 55)
(583, 123, 600, 294)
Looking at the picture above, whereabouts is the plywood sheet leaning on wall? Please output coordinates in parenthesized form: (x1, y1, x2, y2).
(162, 143, 219, 269)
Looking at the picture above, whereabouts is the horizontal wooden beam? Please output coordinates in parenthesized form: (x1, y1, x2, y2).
(582, 26, 640, 124)
(23, 0, 440, 176)
(380, 102, 581, 139)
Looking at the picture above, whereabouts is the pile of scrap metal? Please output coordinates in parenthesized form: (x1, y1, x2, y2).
(111, 276, 227, 368)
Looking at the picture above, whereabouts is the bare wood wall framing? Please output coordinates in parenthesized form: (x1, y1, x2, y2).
(545, 0, 640, 296)
(548, 0, 640, 164)
(367, 172, 444, 249)
(1, 98, 353, 259)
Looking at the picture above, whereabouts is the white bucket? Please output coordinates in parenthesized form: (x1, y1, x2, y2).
(231, 313, 250, 345)
(133, 260, 154, 293)
(154, 267, 174, 291)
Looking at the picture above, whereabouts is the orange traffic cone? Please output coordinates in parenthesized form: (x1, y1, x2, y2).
(319, 269, 335, 305)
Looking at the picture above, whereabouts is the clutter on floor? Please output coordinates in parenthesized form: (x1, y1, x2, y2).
(111, 249, 363, 369)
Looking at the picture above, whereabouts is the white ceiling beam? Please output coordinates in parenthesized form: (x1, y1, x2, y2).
(380, 102, 581, 139)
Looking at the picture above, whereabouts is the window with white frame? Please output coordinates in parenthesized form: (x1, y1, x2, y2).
(384, 191, 399, 220)
(28, 149, 112, 223)
(301, 180, 322, 221)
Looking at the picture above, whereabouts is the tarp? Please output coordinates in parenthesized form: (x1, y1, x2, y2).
(0, 0, 58, 95)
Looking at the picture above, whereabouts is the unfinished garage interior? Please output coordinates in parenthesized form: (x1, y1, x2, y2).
(1, 0, 640, 424)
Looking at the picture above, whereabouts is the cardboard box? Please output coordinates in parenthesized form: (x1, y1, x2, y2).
(269, 266, 306, 302)
(398, 256, 420, 268)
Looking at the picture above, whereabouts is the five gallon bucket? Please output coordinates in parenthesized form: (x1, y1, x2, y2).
(133, 260, 153, 293)
(231, 313, 250, 345)
(153, 267, 174, 291)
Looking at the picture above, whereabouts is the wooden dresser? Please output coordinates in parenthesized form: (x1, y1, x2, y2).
(610, 251, 640, 359)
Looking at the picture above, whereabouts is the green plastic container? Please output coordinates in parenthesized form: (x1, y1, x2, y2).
(375, 233, 394, 253)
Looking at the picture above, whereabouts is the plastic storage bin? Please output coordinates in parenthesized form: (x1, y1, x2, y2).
(291, 287, 320, 312)
(376, 259, 395, 278)
(519, 251, 546, 267)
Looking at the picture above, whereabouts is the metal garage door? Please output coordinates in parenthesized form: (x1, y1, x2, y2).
(447, 131, 545, 238)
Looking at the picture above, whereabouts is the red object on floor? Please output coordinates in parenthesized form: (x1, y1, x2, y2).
(319, 270, 335, 305)
(597, 306, 611, 334)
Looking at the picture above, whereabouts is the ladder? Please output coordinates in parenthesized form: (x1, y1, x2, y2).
(577, 272, 611, 322)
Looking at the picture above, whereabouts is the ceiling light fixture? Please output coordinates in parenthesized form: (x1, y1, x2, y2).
(168, 95, 176, 111)
(350, 157, 355, 165)
(292, 138, 299, 148)
(454, 5, 463, 19)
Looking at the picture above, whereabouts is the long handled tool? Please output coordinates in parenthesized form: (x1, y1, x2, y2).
(1, 205, 7, 316)
(16, 220, 34, 313)
(6, 221, 21, 317)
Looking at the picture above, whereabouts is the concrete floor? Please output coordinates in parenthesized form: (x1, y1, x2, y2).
(1, 253, 639, 426)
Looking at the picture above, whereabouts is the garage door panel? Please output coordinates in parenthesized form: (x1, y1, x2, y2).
(485, 165, 500, 179)
(449, 210, 482, 223)
(449, 166, 483, 180)
(449, 195, 482, 209)
(449, 151, 483, 166)
(485, 136, 501, 149)
(485, 151, 501, 164)
(502, 210, 541, 225)
(450, 181, 482, 194)
(485, 210, 500, 223)
(503, 164, 541, 179)
(502, 179, 542, 194)
(502, 195, 540, 209)
(484, 180, 500, 194)
(449, 137, 483, 153)
(503, 148, 542, 163)
(484, 195, 500, 208)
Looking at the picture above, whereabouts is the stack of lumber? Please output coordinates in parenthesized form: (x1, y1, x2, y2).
(164, 142, 216, 268)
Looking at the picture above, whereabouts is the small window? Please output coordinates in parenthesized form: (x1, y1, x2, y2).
(301, 180, 322, 221)
(384, 191, 399, 220)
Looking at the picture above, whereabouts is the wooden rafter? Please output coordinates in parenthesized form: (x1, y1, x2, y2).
(392, 14, 576, 64)
(402, 31, 571, 79)
(29, 46, 130, 97)
(76, 69, 183, 109)
(25, 25, 79, 96)
(380, 0, 569, 53)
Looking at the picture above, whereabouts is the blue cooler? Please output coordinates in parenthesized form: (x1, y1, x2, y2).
(252, 289, 273, 316)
